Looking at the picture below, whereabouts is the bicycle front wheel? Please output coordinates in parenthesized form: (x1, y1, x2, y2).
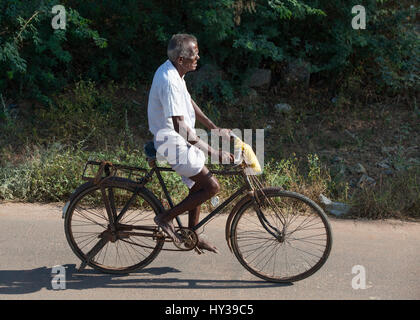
(64, 177, 164, 274)
(230, 188, 332, 283)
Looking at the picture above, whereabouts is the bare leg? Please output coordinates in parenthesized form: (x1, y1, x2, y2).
(188, 181, 202, 229)
(160, 166, 220, 222)
(154, 166, 219, 243)
(187, 176, 219, 254)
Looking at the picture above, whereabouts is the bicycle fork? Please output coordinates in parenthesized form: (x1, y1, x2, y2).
(251, 197, 286, 243)
(243, 172, 286, 243)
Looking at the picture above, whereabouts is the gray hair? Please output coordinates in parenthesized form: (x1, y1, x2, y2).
(167, 34, 197, 62)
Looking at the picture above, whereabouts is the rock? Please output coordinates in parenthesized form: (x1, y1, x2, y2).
(319, 194, 351, 216)
(319, 194, 332, 205)
(408, 158, 420, 165)
(331, 156, 344, 163)
(244, 105, 255, 113)
(274, 103, 292, 114)
(184, 64, 224, 90)
(344, 129, 357, 140)
(247, 88, 258, 99)
(282, 59, 311, 87)
(381, 146, 398, 154)
(244, 68, 271, 88)
(354, 163, 367, 174)
(357, 174, 376, 187)
(349, 178, 358, 188)
(330, 163, 346, 178)
(376, 159, 391, 169)
(384, 169, 394, 176)
(236, 88, 259, 106)
(393, 163, 405, 171)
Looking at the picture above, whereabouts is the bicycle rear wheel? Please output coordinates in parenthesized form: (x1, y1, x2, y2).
(64, 177, 164, 274)
(230, 188, 332, 283)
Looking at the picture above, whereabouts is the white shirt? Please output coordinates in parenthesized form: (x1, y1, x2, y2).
(147, 59, 196, 146)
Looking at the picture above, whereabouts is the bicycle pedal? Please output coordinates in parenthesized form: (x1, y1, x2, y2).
(194, 247, 204, 255)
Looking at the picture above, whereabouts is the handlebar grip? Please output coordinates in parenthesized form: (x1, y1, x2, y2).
(230, 131, 239, 140)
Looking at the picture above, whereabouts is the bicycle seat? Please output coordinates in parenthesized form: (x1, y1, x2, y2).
(144, 141, 157, 159)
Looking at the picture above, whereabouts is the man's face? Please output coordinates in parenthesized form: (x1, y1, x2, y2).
(179, 41, 200, 73)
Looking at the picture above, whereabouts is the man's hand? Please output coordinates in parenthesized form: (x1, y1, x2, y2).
(214, 128, 231, 140)
(219, 150, 235, 164)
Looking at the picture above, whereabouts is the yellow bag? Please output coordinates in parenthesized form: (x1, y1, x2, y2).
(232, 133, 262, 175)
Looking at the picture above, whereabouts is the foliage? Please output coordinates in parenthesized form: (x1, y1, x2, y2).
(0, 0, 107, 103)
(0, 141, 335, 211)
(349, 165, 420, 219)
(0, 0, 418, 104)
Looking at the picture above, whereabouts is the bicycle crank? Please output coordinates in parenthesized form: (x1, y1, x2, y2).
(173, 227, 198, 251)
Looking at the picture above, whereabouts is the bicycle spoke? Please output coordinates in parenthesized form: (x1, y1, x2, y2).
(77, 234, 101, 250)
(255, 241, 281, 271)
(243, 237, 277, 263)
(232, 189, 331, 282)
(74, 208, 108, 229)
(66, 180, 164, 273)
(75, 206, 108, 223)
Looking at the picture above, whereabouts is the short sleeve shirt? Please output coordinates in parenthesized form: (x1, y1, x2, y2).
(147, 60, 196, 144)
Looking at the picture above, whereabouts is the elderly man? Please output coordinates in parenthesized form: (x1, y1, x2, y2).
(147, 34, 234, 253)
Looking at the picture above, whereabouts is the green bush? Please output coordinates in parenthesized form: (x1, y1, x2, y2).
(0, 0, 418, 104)
(2, 138, 417, 220)
(0, 141, 335, 208)
(0, 0, 107, 103)
(0, 79, 150, 157)
(349, 166, 420, 219)
(0, 143, 86, 201)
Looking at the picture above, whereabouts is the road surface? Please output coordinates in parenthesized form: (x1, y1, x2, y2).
(0, 203, 419, 300)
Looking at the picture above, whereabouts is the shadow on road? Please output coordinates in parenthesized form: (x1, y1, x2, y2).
(0, 264, 291, 294)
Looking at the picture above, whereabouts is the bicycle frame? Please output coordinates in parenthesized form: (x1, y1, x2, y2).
(148, 163, 284, 243)
(141, 161, 251, 231)
(81, 160, 282, 240)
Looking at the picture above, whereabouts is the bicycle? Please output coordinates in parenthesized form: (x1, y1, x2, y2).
(62, 141, 332, 283)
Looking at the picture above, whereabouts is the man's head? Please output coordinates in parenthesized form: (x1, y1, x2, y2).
(167, 34, 200, 74)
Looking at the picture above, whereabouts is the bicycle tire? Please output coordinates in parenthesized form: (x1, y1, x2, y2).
(64, 177, 165, 274)
(230, 187, 332, 283)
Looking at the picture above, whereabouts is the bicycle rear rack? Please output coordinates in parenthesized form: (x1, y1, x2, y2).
(82, 160, 149, 184)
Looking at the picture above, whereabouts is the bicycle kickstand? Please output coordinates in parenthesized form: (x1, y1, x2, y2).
(78, 237, 109, 271)
(78, 261, 87, 272)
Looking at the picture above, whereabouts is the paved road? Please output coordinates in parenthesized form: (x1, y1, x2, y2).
(0, 203, 419, 300)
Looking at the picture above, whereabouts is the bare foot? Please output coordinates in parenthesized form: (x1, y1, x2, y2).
(154, 215, 182, 243)
(197, 235, 219, 254)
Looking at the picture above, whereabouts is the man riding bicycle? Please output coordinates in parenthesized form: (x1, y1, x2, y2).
(147, 34, 234, 253)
